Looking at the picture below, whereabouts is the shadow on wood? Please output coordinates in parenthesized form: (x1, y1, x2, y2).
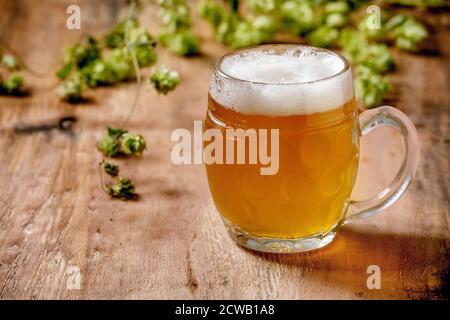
(248, 227, 449, 299)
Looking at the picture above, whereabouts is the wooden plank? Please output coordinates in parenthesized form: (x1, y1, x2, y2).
(0, 0, 448, 299)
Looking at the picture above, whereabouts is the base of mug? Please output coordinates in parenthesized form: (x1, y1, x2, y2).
(223, 220, 337, 253)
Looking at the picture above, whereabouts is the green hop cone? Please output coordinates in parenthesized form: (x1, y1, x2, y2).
(230, 21, 264, 48)
(3, 73, 24, 94)
(57, 71, 87, 101)
(81, 60, 113, 87)
(104, 48, 134, 83)
(101, 160, 120, 177)
(394, 19, 427, 52)
(324, 1, 350, 14)
(247, 0, 278, 13)
(251, 15, 277, 38)
(159, 2, 192, 32)
(106, 177, 138, 200)
(307, 26, 339, 48)
(325, 13, 347, 28)
(98, 127, 146, 157)
(98, 127, 126, 157)
(159, 30, 200, 56)
(357, 14, 387, 41)
(280, 0, 315, 35)
(363, 44, 394, 74)
(57, 36, 100, 79)
(355, 65, 391, 108)
(2, 54, 20, 71)
(126, 27, 157, 66)
(105, 18, 139, 49)
(158, 0, 200, 56)
(340, 29, 394, 73)
(198, 0, 227, 28)
(150, 66, 181, 94)
(120, 133, 146, 156)
(385, 15, 427, 52)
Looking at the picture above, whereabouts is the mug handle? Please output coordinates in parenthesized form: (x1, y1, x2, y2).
(344, 106, 420, 224)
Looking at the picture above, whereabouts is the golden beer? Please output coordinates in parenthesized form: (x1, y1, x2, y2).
(205, 95, 359, 239)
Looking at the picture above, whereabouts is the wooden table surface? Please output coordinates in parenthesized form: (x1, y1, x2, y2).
(0, 0, 448, 300)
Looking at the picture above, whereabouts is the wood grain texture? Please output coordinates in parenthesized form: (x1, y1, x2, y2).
(0, 0, 448, 299)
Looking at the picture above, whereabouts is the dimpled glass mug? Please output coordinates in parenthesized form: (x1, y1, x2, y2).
(204, 45, 420, 253)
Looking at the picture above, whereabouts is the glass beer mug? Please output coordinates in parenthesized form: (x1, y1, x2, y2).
(204, 45, 420, 253)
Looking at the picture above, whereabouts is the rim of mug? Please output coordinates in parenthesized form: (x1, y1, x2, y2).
(215, 44, 351, 86)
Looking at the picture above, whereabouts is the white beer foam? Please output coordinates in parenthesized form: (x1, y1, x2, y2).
(210, 47, 354, 116)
